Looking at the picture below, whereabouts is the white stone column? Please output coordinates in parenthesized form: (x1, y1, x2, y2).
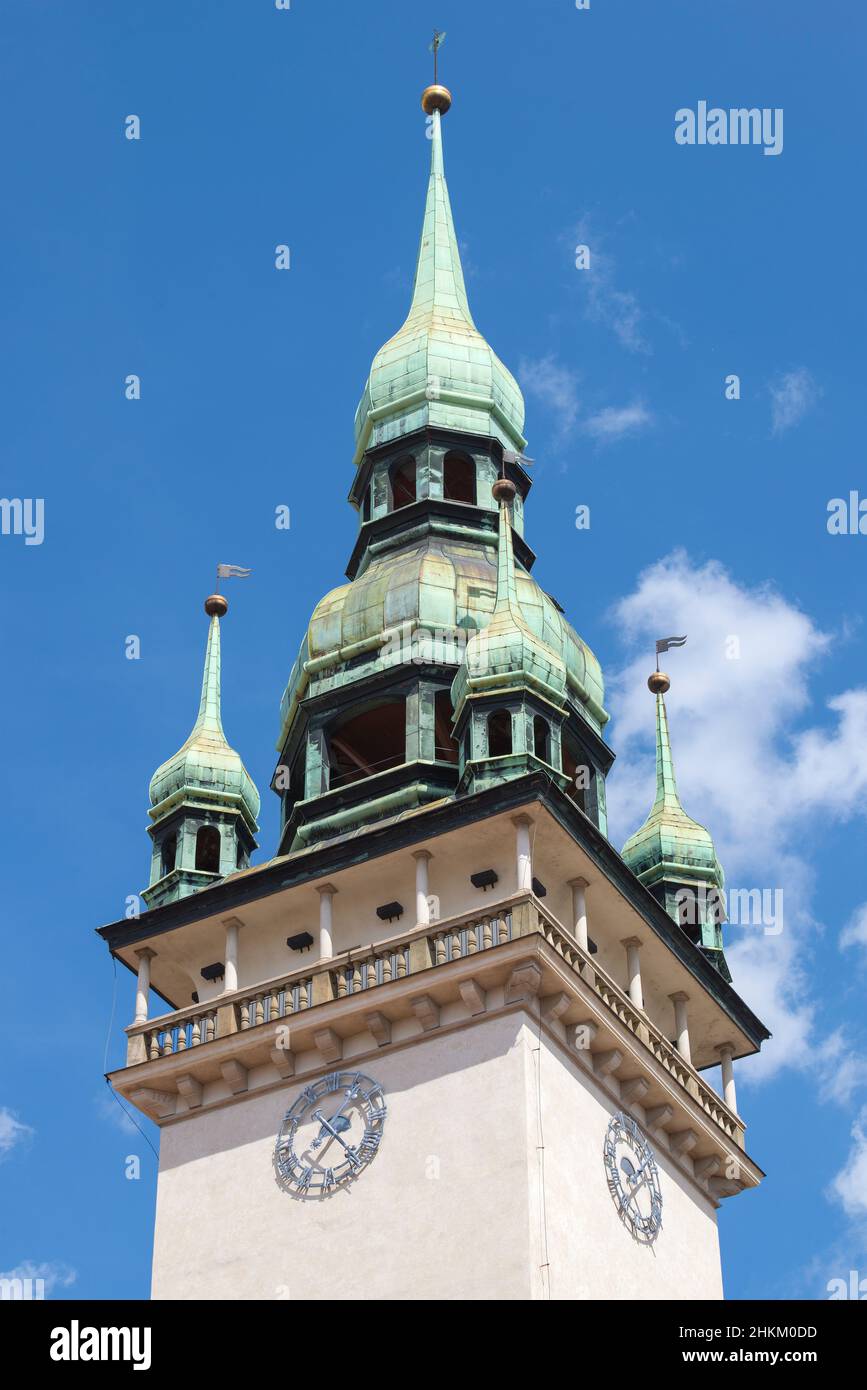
(412, 851, 432, 926)
(568, 877, 589, 952)
(512, 814, 533, 893)
(133, 948, 156, 1024)
(717, 1042, 738, 1112)
(223, 916, 242, 994)
(621, 937, 644, 1010)
(316, 884, 337, 959)
(669, 991, 691, 1065)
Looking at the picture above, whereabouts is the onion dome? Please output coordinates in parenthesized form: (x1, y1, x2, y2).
(276, 537, 607, 754)
(148, 596, 260, 833)
(353, 104, 526, 465)
(622, 671, 723, 893)
(451, 479, 567, 719)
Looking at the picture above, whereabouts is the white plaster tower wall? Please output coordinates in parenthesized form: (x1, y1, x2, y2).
(151, 1011, 723, 1301)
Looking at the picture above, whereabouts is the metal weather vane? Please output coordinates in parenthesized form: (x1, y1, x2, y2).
(429, 29, 446, 85)
(654, 634, 687, 669)
(214, 562, 252, 592)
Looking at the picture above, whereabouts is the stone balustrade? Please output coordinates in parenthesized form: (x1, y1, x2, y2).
(123, 892, 744, 1149)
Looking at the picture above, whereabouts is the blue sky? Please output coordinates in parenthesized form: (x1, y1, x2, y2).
(2, 0, 866, 1300)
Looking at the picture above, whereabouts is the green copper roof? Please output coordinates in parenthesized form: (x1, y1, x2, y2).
(149, 614, 260, 832)
(451, 492, 567, 718)
(276, 529, 607, 752)
(621, 689, 723, 890)
(353, 108, 527, 464)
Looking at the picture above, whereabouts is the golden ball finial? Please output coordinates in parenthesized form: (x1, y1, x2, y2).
(204, 593, 228, 618)
(492, 477, 517, 505)
(648, 670, 670, 695)
(422, 84, 452, 115)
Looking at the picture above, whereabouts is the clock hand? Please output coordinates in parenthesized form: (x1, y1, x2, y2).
(628, 1154, 651, 1185)
(310, 1086, 361, 1149)
(310, 1109, 348, 1148)
(311, 1111, 362, 1167)
(628, 1171, 651, 1202)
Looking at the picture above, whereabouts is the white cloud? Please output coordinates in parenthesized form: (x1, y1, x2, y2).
(769, 367, 820, 435)
(0, 1261, 77, 1296)
(583, 401, 653, 441)
(842, 903, 867, 954)
(571, 219, 652, 355)
(0, 1106, 34, 1157)
(519, 356, 652, 448)
(519, 355, 581, 441)
(829, 1109, 867, 1218)
(96, 1090, 140, 1136)
(606, 551, 867, 1098)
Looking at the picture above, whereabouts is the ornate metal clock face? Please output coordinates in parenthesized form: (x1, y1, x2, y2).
(275, 1071, 387, 1196)
(603, 1111, 663, 1244)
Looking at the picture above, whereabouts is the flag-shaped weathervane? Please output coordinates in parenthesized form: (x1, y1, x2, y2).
(655, 634, 687, 668)
(429, 30, 446, 84)
(215, 563, 252, 590)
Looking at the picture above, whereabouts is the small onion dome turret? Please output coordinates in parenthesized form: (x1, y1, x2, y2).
(451, 479, 568, 720)
(621, 671, 723, 892)
(148, 596, 260, 834)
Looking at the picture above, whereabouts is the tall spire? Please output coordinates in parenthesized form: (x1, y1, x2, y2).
(353, 80, 526, 464)
(651, 679, 682, 815)
(404, 106, 474, 331)
(493, 477, 521, 614)
(622, 671, 729, 978)
(451, 479, 567, 720)
(192, 606, 225, 738)
(144, 594, 260, 908)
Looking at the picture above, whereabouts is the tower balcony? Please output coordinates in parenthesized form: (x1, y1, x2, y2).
(110, 882, 762, 1206)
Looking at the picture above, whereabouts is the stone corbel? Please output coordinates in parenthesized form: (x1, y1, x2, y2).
(313, 1028, 342, 1064)
(645, 1103, 674, 1135)
(365, 1011, 392, 1047)
(619, 1076, 651, 1105)
(593, 1048, 623, 1081)
(505, 961, 542, 1004)
(459, 980, 487, 1016)
(410, 995, 441, 1032)
(176, 1074, 203, 1109)
(220, 1060, 248, 1095)
(269, 1045, 296, 1079)
(541, 991, 571, 1023)
(129, 1087, 176, 1120)
(669, 1128, 699, 1156)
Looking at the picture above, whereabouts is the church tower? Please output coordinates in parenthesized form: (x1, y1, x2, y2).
(100, 77, 768, 1302)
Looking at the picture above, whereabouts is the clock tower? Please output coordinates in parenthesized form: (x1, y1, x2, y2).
(99, 79, 768, 1301)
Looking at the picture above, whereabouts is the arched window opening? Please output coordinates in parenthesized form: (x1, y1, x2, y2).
(195, 825, 221, 874)
(362, 486, 371, 522)
(533, 715, 551, 763)
(390, 456, 417, 510)
(161, 834, 177, 877)
(443, 451, 476, 505)
(434, 689, 459, 764)
(562, 731, 589, 814)
(487, 709, 513, 758)
(329, 701, 406, 788)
